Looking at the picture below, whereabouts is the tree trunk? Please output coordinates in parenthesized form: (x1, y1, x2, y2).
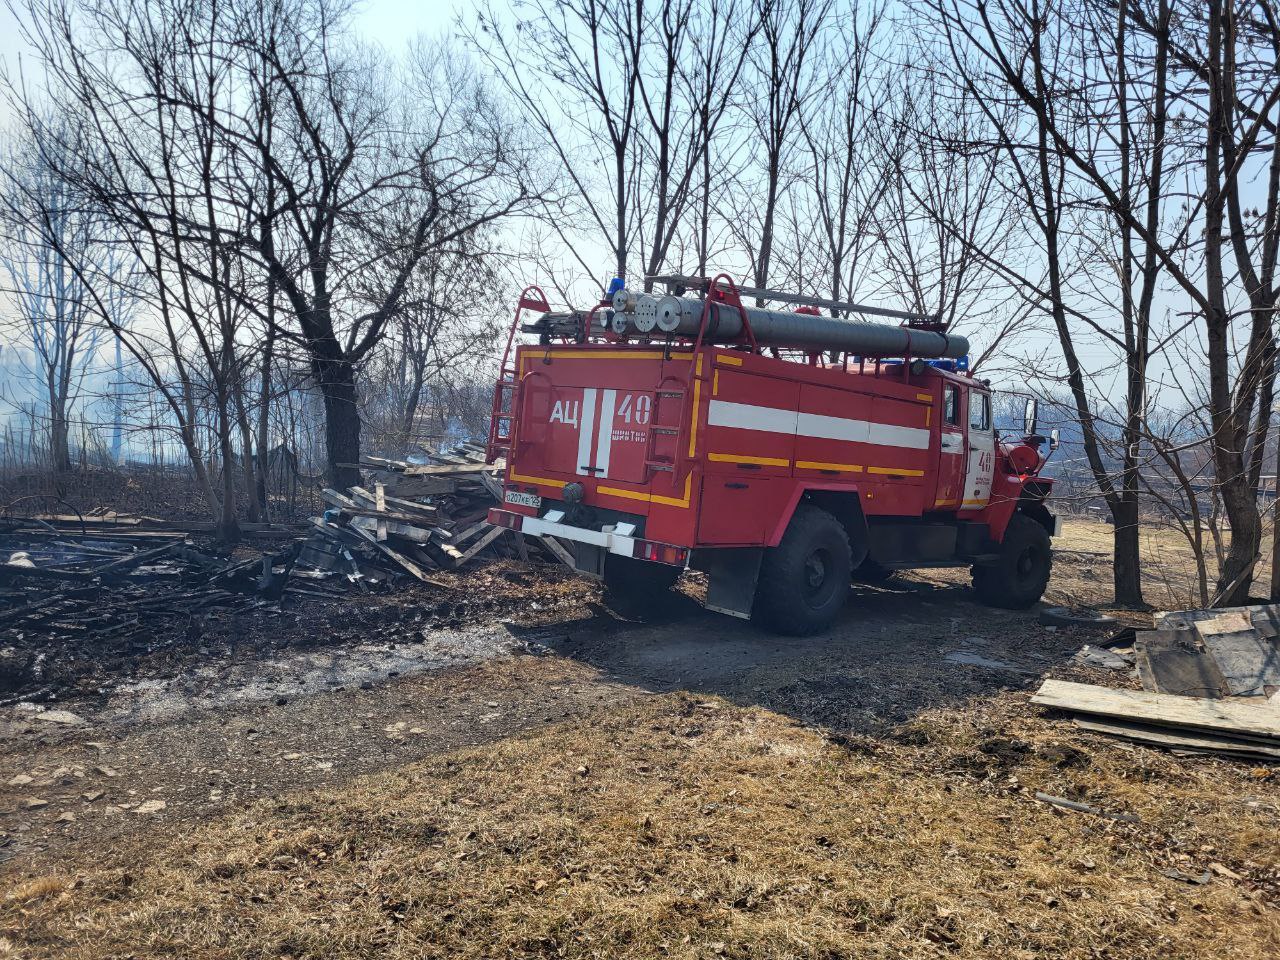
(216, 402, 242, 545)
(232, 383, 260, 524)
(1110, 495, 1143, 607)
(255, 334, 274, 523)
(1272, 426, 1280, 601)
(316, 356, 361, 488)
(1217, 477, 1261, 604)
(49, 412, 72, 473)
(179, 424, 222, 536)
(110, 338, 124, 464)
(400, 370, 424, 455)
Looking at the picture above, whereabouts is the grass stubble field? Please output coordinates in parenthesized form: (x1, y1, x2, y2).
(2, 519, 1278, 959)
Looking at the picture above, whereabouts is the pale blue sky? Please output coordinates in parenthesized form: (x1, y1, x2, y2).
(0, 0, 472, 107)
(0, 0, 1185, 410)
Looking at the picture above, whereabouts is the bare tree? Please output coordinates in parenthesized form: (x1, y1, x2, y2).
(794, 3, 893, 313)
(922, 0, 1194, 606)
(0, 131, 108, 472)
(729, 0, 833, 300)
(360, 233, 502, 455)
(472, 0, 762, 295)
(7, 0, 541, 493)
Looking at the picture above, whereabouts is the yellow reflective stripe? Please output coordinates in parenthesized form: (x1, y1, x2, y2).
(708, 453, 790, 467)
(915, 392, 934, 402)
(718, 354, 744, 366)
(867, 466, 925, 477)
(712, 369, 720, 396)
(962, 498, 990, 507)
(596, 473, 692, 508)
(933, 498, 959, 507)
(796, 460, 862, 473)
(687, 357, 703, 458)
(508, 472, 567, 489)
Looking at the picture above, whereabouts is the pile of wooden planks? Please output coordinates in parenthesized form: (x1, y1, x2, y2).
(1032, 679, 1280, 762)
(1033, 603, 1280, 761)
(305, 444, 563, 584)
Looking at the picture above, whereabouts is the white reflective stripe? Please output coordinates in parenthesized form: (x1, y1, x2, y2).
(595, 389, 616, 479)
(708, 399, 929, 451)
(797, 411, 930, 450)
(576, 387, 597, 475)
(707, 399, 798, 434)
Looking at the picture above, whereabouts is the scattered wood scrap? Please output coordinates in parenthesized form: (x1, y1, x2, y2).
(1031, 678, 1280, 761)
(1072, 717, 1280, 762)
(1034, 791, 1139, 823)
(1127, 604, 1280, 699)
(303, 444, 568, 584)
(1134, 629, 1231, 699)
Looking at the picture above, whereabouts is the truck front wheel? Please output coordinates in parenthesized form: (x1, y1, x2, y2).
(755, 504, 851, 635)
(973, 512, 1052, 608)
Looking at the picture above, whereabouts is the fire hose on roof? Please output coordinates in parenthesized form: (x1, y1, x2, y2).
(610, 289, 968, 360)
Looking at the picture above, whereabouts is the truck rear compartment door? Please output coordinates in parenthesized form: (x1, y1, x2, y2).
(521, 381, 654, 485)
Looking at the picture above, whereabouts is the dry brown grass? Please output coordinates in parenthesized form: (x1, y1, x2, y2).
(2, 692, 1278, 959)
(1050, 517, 1279, 610)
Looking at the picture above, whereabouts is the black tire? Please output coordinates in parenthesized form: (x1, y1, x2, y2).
(603, 555, 682, 619)
(973, 512, 1052, 608)
(755, 504, 852, 635)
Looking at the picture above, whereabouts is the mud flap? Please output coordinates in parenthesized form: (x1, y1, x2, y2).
(700, 548, 764, 619)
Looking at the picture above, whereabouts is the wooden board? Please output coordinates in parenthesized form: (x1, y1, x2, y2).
(347, 487, 439, 523)
(1074, 716, 1280, 760)
(399, 463, 499, 477)
(1031, 679, 1280, 742)
(349, 516, 432, 543)
(538, 535, 576, 568)
(1135, 629, 1231, 699)
(456, 526, 505, 566)
(1193, 615, 1280, 697)
(1156, 603, 1280, 638)
(348, 523, 448, 585)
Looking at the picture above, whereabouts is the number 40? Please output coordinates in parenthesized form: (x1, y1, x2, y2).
(618, 393, 652, 425)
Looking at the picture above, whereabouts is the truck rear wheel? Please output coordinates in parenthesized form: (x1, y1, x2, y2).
(755, 504, 851, 635)
(603, 555, 682, 620)
(973, 512, 1051, 609)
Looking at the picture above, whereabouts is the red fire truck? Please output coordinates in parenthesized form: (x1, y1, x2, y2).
(486, 276, 1060, 634)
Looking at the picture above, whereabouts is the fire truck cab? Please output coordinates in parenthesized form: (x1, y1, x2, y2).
(487, 279, 1059, 635)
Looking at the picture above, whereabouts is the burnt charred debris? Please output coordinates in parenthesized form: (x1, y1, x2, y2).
(0, 444, 567, 701)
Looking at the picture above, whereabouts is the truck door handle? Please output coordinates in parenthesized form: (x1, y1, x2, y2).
(579, 465, 605, 473)
(734, 463, 762, 470)
(725, 482, 749, 490)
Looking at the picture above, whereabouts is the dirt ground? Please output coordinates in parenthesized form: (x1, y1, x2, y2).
(1, 519, 1277, 957)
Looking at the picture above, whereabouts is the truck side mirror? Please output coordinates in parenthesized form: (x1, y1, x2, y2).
(1050, 428, 1060, 451)
(1024, 397, 1039, 436)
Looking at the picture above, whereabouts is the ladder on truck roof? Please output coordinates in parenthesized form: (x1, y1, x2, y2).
(486, 285, 551, 464)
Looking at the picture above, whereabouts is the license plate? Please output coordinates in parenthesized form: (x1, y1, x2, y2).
(505, 490, 542, 509)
